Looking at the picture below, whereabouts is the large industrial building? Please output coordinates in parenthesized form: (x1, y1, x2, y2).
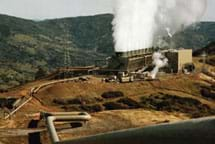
(107, 48, 153, 72)
(105, 48, 193, 75)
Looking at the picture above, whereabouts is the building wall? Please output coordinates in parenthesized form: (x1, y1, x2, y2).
(127, 54, 152, 72)
(178, 49, 193, 72)
(108, 49, 192, 73)
(115, 48, 153, 58)
(108, 53, 152, 72)
(164, 49, 193, 73)
(165, 51, 179, 73)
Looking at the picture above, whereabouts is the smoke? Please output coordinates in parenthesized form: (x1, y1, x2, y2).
(151, 52, 168, 79)
(112, 0, 207, 52)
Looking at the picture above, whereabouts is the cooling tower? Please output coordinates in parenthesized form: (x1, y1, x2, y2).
(107, 48, 153, 72)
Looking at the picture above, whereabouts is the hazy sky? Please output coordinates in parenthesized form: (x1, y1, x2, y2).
(0, 0, 214, 21)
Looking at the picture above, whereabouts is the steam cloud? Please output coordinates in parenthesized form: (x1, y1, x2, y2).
(112, 0, 207, 52)
(151, 52, 168, 79)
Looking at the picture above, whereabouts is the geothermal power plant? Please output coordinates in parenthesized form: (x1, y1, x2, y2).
(38, 0, 204, 81)
(1, 1, 214, 144)
(106, 48, 193, 74)
(48, 47, 194, 82)
(101, 0, 203, 80)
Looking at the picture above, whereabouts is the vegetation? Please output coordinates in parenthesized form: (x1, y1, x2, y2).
(140, 94, 215, 118)
(168, 22, 215, 50)
(193, 41, 215, 56)
(0, 13, 215, 90)
(0, 14, 113, 90)
(201, 85, 215, 100)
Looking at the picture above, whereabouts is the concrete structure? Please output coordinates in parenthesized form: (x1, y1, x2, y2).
(165, 49, 193, 73)
(108, 48, 153, 72)
(105, 48, 193, 74)
(115, 48, 153, 58)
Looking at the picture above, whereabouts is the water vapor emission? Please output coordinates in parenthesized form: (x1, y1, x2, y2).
(112, 0, 207, 52)
(151, 52, 168, 79)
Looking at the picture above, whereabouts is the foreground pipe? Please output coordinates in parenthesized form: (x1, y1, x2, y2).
(57, 116, 215, 144)
(43, 112, 91, 144)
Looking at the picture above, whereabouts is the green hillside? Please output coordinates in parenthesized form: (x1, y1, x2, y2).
(0, 14, 114, 90)
(169, 22, 215, 49)
(0, 13, 215, 90)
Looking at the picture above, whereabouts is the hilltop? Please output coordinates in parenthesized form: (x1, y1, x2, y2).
(0, 13, 215, 90)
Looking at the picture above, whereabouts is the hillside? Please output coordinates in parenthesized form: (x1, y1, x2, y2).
(0, 61, 215, 144)
(193, 41, 215, 56)
(168, 22, 215, 49)
(0, 13, 215, 90)
(0, 14, 114, 90)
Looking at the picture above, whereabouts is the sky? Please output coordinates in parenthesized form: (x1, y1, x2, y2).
(0, 0, 214, 21)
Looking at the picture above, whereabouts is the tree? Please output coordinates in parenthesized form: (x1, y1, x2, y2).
(35, 67, 47, 79)
(0, 24, 10, 38)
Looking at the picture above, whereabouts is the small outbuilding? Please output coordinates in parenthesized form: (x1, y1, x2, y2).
(164, 49, 193, 73)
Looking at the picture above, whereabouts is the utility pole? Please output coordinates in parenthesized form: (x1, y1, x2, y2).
(59, 22, 73, 79)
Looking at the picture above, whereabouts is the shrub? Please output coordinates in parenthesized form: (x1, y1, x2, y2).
(103, 102, 128, 110)
(101, 91, 124, 99)
(117, 98, 141, 109)
(201, 88, 215, 99)
(53, 99, 67, 105)
(140, 94, 215, 118)
(80, 104, 104, 113)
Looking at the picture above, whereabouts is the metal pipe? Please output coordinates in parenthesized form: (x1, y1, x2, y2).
(4, 97, 33, 119)
(57, 116, 215, 144)
(43, 112, 91, 144)
(44, 112, 89, 116)
(47, 116, 59, 143)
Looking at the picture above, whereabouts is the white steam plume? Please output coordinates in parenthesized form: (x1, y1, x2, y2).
(112, 0, 207, 52)
(151, 52, 168, 79)
(165, 27, 172, 38)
